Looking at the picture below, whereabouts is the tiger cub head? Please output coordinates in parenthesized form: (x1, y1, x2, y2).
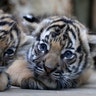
(27, 16, 93, 85)
(0, 10, 27, 66)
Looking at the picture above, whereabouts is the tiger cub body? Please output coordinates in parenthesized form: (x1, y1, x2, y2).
(19, 16, 94, 89)
(0, 10, 34, 91)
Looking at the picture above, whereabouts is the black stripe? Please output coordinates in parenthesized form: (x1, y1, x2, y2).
(0, 21, 13, 26)
(42, 39, 48, 43)
(52, 18, 73, 24)
(10, 31, 14, 40)
(65, 26, 76, 40)
(76, 46, 82, 53)
(70, 28, 76, 40)
(74, 54, 83, 73)
(65, 37, 73, 48)
(0, 30, 9, 34)
(74, 53, 87, 73)
(10, 24, 21, 55)
(63, 18, 73, 24)
(47, 24, 65, 31)
(52, 18, 64, 23)
(36, 35, 40, 41)
(46, 18, 73, 32)
(0, 16, 12, 20)
(81, 54, 87, 70)
(10, 24, 20, 43)
(36, 28, 44, 41)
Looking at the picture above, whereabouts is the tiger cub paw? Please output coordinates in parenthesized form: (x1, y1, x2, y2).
(0, 71, 11, 91)
(21, 77, 36, 89)
(21, 77, 44, 89)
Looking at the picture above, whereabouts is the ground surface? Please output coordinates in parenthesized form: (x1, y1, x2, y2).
(1, 71, 96, 96)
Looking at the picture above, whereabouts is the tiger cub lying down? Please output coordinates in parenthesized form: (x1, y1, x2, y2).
(0, 11, 96, 90)
(0, 10, 34, 91)
(8, 15, 95, 90)
(19, 15, 95, 89)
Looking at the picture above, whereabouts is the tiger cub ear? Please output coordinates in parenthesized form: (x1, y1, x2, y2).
(88, 33, 96, 68)
(87, 33, 96, 58)
(87, 33, 96, 44)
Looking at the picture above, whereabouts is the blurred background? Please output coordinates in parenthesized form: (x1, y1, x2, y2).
(0, 0, 95, 31)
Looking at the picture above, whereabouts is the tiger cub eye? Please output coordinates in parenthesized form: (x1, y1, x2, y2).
(61, 51, 73, 59)
(39, 43, 47, 51)
(60, 50, 75, 59)
(38, 43, 48, 53)
(4, 48, 15, 56)
(61, 50, 77, 65)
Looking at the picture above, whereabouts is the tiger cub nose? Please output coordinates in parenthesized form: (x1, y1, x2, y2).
(43, 65, 53, 73)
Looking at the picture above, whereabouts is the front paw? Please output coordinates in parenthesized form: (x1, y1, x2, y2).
(0, 71, 11, 91)
(21, 77, 45, 89)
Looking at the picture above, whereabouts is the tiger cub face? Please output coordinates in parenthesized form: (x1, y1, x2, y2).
(0, 10, 20, 91)
(27, 16, 93, 88)
(0, 10, 21, 66)
(0, 10, 34, 90)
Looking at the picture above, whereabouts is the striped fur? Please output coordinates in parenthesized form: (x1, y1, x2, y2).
(0, 12, 95, 90)
(24, 16, 93, 89)
(0, 10, 20, 91)
(0, 10, 34, 91)
(0, 10, 21, 66)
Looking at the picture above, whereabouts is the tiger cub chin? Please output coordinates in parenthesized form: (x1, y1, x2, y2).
(14, 15, 94, 90)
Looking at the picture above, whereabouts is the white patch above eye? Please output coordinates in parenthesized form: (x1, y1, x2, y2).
(27, 47, 32, 60)
(39, 18, 53, 40)
(40, 30, 50, 40)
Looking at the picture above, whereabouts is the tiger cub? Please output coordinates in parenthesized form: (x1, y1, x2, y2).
(1, 12, 96, 90)
(0, 10, 34, 91)
(15, 15, 95, 89)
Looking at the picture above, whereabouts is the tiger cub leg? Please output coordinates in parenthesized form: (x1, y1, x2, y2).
(6, 60, 45, 89)
(21, 77, 46, 89)
(0, 69, 11, 91)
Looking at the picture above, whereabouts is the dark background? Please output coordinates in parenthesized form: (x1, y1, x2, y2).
(0, 0, 95, 31)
